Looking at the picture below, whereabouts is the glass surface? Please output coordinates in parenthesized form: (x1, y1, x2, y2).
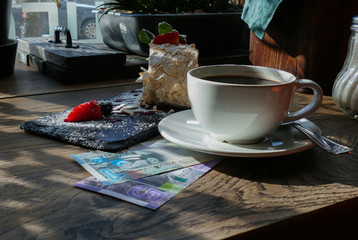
(10, 0, 105, 42)
(332, 29, 358, 120)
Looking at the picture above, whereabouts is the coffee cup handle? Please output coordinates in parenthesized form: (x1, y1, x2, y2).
(284, 79, 323, 122)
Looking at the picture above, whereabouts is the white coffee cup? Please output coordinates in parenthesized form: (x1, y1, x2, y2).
(187, 64, 323, 144)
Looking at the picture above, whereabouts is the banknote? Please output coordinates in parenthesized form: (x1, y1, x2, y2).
(71, 139, 220, 185)
(74, 159, 221, 210)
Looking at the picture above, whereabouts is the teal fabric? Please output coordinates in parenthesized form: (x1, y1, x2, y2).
(241, 0, 283, 40)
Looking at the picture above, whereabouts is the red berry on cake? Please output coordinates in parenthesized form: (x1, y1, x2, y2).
(152, 31, 180, 45)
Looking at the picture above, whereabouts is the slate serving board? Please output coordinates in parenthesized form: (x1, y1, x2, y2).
(17, 37, 127, 70)
(20, 89, 172, 152)
(16, 37, 148, 84)
(18, 50, 147, 84)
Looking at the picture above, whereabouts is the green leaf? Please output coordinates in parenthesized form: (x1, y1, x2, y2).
(138, 29, 155, 44)
(53, 0, 61, 8)
(158, 22, 173, 35)
(179, 34, 187, 41)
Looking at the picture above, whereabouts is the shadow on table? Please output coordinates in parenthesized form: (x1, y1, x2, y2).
(216, 147, 358, 188)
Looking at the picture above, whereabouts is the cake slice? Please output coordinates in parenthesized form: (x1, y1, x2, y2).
(136, 22, 199, 108)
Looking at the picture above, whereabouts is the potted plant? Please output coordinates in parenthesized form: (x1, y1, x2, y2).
(96, 0, 246, 57)
(0, 0, 18, 77)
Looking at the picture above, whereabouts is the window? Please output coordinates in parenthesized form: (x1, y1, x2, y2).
(10, 0, 104, 42)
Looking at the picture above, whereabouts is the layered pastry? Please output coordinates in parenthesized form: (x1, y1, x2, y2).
(136, 23, 199, 108)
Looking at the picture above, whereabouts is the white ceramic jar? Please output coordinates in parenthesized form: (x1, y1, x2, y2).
(332, 16, 358, 119)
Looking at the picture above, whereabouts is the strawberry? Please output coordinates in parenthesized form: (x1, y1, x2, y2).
(65, 100, 103, 122)
(152, 31, 179, 45)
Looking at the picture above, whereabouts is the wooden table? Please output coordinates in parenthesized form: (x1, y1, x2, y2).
(1, 62, 358, 239)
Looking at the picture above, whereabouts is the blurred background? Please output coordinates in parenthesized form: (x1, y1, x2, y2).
(10, 0, 104, 41)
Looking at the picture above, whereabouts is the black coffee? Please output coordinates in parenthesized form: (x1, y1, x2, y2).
(203, 75, 278, 85)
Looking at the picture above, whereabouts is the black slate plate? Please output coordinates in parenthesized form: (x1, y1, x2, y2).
(20, 89, 172, 152)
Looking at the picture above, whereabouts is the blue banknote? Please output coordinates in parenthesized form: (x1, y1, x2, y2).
(74, 159, 222, 210)
(71, 139, 220, 185)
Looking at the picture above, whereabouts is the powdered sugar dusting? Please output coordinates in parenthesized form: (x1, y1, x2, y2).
(20, 89, 172, 151)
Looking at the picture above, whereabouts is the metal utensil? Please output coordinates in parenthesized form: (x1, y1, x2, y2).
(291, 122, 353, 155)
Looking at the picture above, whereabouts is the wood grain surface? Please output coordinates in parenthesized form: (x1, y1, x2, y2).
(1, 64, 358, 239)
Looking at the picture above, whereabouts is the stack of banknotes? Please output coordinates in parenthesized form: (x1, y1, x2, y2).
(72, 139, 222, 210)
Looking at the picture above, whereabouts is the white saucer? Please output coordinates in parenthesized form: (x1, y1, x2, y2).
(158, 110, 319, 157)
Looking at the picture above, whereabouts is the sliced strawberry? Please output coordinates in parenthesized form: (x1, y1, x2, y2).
(65, 100, 103, 122)
(152, 31, 179, 45)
